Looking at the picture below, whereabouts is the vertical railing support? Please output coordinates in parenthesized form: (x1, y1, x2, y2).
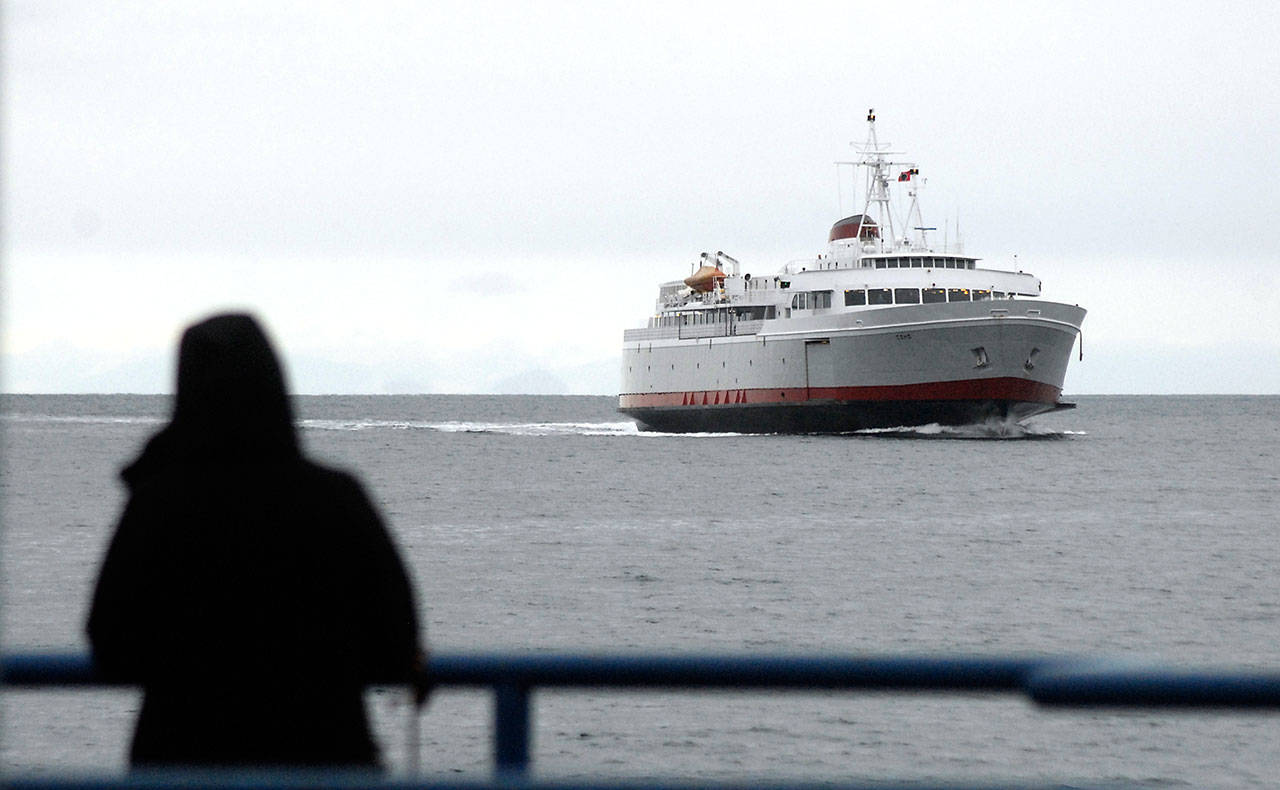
(493, 681, 530, 777)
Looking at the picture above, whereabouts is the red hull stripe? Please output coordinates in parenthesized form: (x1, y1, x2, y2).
(619, 377, 1061, 409)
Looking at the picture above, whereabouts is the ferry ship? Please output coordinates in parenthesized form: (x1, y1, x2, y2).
(619, 110, 1086, 433)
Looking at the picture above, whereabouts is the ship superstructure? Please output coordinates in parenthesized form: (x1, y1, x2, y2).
(619, 110, 1085, 433)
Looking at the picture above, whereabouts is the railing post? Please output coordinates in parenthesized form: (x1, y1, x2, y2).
(493, 681, 530, 778)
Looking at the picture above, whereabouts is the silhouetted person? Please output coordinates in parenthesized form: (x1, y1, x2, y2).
(88, 313, 424, 768)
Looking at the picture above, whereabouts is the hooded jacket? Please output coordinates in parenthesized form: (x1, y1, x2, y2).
(87, 314, 420, 767)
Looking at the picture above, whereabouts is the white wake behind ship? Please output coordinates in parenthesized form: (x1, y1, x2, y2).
(619, 110, 1086, 433)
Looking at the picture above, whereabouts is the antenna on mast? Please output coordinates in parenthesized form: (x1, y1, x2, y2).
(833, 111, 928, 254)
(852, 108, 905, 250)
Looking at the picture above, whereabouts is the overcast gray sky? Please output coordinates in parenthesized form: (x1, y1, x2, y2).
(5, 1, 1279, 394)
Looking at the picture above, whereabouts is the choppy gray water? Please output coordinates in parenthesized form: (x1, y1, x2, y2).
(2, 394, 1279, 786)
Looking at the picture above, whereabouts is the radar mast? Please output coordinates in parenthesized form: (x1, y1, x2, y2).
(839, 109, 929, 253)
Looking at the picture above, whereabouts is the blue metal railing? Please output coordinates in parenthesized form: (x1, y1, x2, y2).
(4, 651, 1280, 789)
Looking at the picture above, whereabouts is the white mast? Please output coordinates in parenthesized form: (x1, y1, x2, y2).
(838, 109, 923, 255)
(904, 175, 932, 250)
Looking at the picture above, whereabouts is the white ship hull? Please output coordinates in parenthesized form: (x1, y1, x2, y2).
(620, 301, 1084, 433)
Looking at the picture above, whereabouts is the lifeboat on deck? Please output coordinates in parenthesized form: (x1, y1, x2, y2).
(828, 214, 880, 242)
(684, 265, 725, 293)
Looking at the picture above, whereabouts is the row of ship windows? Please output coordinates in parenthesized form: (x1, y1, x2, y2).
(869, 257, 975, 269)
(652, 306, 778, 327)
(651, 285, 1018, 326)
(790, 288, 1009, 309)
(845, 287, 1004, 306)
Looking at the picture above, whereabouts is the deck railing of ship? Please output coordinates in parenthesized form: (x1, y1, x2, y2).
(622, 320, 764, 343)
(4, 650, 1280, 790)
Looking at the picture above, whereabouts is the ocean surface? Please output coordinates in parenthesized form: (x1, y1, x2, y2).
(2, 394, 1278, 786)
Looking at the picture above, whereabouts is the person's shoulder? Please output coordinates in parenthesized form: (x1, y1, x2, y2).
(293, 460, 388, 537)
(120, 463, 196, 507)
(296, 458, 371, 500)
